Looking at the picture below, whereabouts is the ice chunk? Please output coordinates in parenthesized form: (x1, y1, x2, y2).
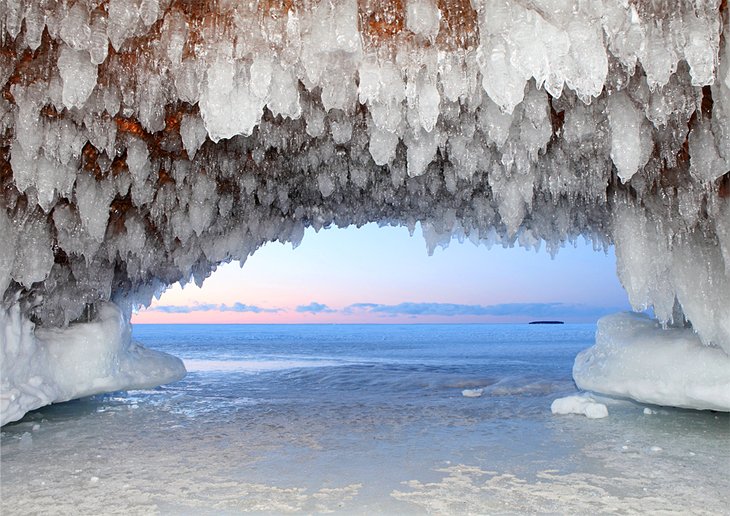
(126, 139, 150, 184)
(551, 395, 609, 419)
(75, 174, 115, 242)
(23, 1, 45, 51)
(34, 154, 75, 212)
(612, 200, 730, 352)
(249, 56, 273, 100)
(330, 113, 353, 145)
(640, 23, 678, 90)
(462, 388, 484, 398)
(59, 3, 90, 51)
(12, 217, 54, 288)
(162, 10, 187, 66)
(317, 171, 335, 198)
(268, 64, 301, 120)
(406, 0, 441, 39)
(175, 59, 203, 105)
(180, 114, 208, 160)
(306, 105, 326, 138)
(478, 97, 513, 148)
(480, 39, 527, 114)
(607, 92, 646, 183)
(405, 129, 438, 177)
(564, 22, 608, 100)
(688, 120, 727, 182)
(88, 14, 109, 65)
(416, 74, 440, 133)
(0, 209, 17, 294)
(200, 60, 264, 142)
(684, 14, 717, 86)
(107, 0, 139, 52)
(57, 46, 97, 110)
(139, 0, 160, 27)
(369, 127, 399, 166)
(189, 174, 217, 236)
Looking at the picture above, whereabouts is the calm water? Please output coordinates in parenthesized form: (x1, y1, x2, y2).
(2, 324, 728, 514)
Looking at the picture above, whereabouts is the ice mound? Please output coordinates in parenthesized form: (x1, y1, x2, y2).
(551, 395, 609, 419)
(574, 313, 730, 412)
(0, 1, 729, 418)
(0, 303, 186, 426)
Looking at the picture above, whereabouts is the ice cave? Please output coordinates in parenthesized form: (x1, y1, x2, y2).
(1, 0, 729, 426)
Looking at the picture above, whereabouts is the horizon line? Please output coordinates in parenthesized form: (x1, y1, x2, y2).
(131, 320, 598, 326)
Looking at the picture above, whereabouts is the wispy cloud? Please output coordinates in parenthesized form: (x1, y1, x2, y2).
(143, 300, 620, 321)
(221, 302, 282, 313)
(296, 302, 335, 314)
(148, 303, 281, 314)
(345, 302, 619, 319)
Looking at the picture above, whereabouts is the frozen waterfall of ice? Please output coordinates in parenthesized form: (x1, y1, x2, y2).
(0, 0, 729, 422)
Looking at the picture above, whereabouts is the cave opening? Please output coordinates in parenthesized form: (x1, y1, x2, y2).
(132, 223, 629, 325)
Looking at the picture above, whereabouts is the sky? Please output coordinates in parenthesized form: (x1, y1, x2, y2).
(132, 223, 631, 324)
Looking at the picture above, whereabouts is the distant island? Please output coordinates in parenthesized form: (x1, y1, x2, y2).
(529, 321, 565, 325)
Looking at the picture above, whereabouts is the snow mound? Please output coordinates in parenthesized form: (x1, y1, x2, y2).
(551, 395, 609, 419)
(0, 303, 186, 426)
(574, 313, 730, 412)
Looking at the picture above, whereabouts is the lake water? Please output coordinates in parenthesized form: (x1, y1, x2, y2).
(1, 324, 728, 514)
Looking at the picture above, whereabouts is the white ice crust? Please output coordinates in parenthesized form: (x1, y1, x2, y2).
(574, 313, 730, 412)
(0, 302, 186, 426)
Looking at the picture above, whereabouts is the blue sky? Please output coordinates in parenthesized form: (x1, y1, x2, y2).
(134, 223, 630, 323)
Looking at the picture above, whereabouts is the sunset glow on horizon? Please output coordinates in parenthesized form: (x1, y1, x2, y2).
(132, 224, 630, 325)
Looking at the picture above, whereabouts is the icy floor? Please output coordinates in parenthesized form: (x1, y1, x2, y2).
(2, 382, 728, 514)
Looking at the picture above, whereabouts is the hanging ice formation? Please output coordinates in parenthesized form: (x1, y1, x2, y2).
(1, 0, 729, 425)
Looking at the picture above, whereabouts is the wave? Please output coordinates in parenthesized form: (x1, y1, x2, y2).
(183, 358, 344, 373)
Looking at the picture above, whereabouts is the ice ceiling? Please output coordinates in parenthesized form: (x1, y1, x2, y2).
(0, 0, 729, 421)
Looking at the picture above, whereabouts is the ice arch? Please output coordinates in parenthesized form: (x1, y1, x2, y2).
(1, 0, 729, 425)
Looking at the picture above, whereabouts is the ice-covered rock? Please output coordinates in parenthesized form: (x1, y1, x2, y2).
(0, 0, 729, 421)
(574, 313, 730, 412)
(0, 303, 186, 427)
